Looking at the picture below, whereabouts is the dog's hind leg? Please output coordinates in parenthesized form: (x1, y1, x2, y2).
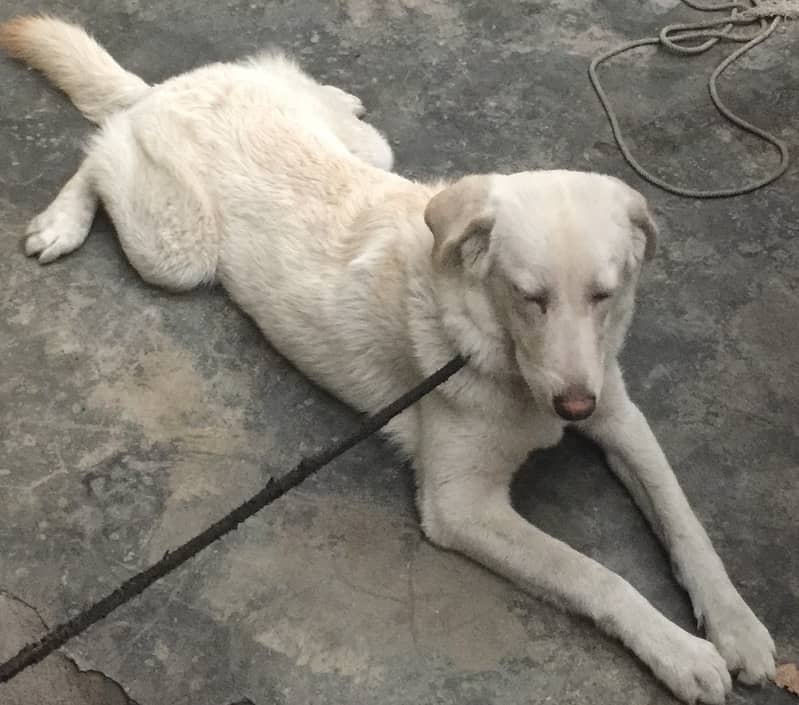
(315, 84, 393, 171)
(87, 115, 219, 291)
(329, 115, 394, 171)
(23, 113, 218, 294)
(24, 159, 98, 263)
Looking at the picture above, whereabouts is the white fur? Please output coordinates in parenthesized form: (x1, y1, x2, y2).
(1, 16, 776, 703)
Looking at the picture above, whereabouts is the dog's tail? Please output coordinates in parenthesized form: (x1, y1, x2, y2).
(0, 16, 150, 123)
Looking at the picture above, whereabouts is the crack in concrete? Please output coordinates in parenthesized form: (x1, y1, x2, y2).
(0, 590, 139, 705)
(0, 590, 258, 705)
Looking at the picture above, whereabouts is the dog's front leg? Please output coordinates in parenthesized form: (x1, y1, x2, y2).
(416, 407, 730, 705)
(581, 361, 775, 685)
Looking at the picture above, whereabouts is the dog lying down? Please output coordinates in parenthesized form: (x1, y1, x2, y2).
(0, 16, 776, 704)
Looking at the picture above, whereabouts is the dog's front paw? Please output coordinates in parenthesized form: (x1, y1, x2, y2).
(641, 623, 731, 704)
(704, 597, 775, 685)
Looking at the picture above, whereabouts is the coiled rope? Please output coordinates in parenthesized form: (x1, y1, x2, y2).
(589, 0, 797, 198)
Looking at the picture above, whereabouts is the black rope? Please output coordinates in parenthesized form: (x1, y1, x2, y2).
(0, 354, 467, 684)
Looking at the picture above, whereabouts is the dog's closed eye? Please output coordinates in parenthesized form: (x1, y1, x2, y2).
(525, 293, 549, 313)
(590, 291, 613, 305)
(513, 284, 549, 313)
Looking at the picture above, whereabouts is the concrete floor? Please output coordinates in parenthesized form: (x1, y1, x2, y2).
(1, 1, 797, 704)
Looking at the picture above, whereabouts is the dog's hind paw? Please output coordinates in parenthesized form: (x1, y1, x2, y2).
(24, 202, 93, 264)
(321, 84, 366, 117)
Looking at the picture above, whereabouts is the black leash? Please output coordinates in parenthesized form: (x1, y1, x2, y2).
(0, 355, 467, 684)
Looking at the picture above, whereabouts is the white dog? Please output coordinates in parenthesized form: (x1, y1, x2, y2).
(1, 16, 776, 703)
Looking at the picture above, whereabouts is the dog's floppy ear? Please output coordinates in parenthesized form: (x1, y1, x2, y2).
(424, 175, 496, 272)
(608, 176, 657, 262)
(625, 186, 657, 262)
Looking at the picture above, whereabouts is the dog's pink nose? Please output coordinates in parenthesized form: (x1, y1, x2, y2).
(553, 386, 596, 421)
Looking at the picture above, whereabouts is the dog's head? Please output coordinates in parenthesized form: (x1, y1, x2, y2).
(425, 170, 657, 421)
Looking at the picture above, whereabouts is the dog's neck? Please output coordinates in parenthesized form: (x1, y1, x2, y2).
(431, 273, 521, 383)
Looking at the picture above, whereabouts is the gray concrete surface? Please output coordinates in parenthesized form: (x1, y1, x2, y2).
(1, 1, 797, 704)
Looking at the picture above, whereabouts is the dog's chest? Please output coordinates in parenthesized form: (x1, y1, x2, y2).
(492, 395, 567, 453)
(455, 372, 567, 451)
(530, 415, 567, 450)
